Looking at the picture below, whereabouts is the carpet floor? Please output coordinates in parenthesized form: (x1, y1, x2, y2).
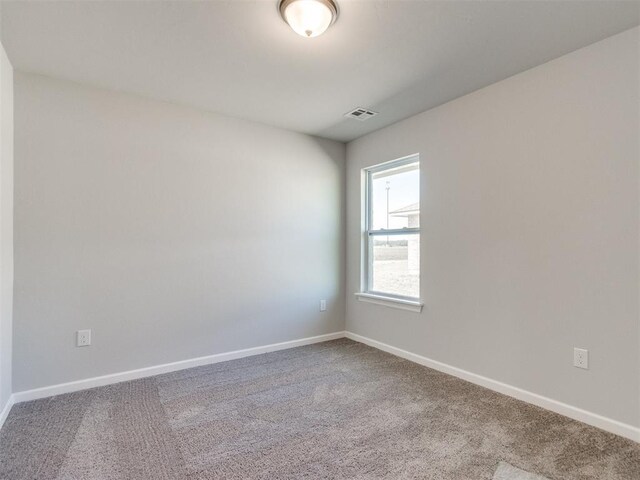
(0, 338, 638, 479)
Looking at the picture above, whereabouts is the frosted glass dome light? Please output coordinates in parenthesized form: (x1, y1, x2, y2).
(278, 0, 339, 38)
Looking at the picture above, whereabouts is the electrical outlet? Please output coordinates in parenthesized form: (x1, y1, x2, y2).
(573, 348, 588, 369)
(76, 329, 91, 347)
(320, 299, 327, 312)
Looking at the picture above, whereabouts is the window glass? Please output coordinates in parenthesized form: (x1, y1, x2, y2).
(370, 234, 420, 298)
(370, 162, 419, 231)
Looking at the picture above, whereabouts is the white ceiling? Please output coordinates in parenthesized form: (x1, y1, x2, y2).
(2, 1, 639, 142)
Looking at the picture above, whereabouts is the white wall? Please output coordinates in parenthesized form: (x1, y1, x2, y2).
(346, 27, 640, 427)
(0, 34, 14, 414)
(13, 73, 345, 392)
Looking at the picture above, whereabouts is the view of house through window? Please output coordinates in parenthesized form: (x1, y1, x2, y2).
(365, 156, 420, 299)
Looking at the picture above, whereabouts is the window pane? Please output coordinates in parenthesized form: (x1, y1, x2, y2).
(370, 234, 419, 298)
(370, 162, 419, 230)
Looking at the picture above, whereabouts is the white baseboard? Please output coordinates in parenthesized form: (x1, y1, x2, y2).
(0, 394, 15, 430)
(12, 331, 346, 404)
(345, 331, 640, 443)
(8, 329, 639, 444)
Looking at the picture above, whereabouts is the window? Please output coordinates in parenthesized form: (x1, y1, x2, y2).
(359, 155, 420, 307)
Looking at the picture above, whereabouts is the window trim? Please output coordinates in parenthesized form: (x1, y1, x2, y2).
(354, 292, 423, 313)
(361, 154, 422, 308)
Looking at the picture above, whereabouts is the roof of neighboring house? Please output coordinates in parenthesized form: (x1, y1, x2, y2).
(389, 203, 419, 216)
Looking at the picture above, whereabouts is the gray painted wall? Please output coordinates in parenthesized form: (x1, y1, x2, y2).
(13, 72, 345, 392)
(346, 28, 640, 427)
(0, 37, 13, 411)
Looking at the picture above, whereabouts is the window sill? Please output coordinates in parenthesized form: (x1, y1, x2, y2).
(354, 293, 423, 313)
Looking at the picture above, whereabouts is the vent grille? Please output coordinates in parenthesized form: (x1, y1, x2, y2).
(344, 107, 378, 121)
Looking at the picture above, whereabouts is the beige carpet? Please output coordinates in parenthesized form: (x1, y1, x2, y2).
(1, 338, 638, 479)
(493, 462, 551, 479)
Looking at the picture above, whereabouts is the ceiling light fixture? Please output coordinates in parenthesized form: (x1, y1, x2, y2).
(278, 0, 339, 38)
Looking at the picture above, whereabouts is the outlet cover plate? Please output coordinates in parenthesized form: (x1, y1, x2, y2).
(573, 347, 588, 369)
(77, 329, 91, 347)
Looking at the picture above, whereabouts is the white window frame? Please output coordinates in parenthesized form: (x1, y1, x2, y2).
(356, 154, 423, 312)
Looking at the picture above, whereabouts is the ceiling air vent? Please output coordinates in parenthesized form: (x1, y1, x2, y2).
(344, 107, 378, 121)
